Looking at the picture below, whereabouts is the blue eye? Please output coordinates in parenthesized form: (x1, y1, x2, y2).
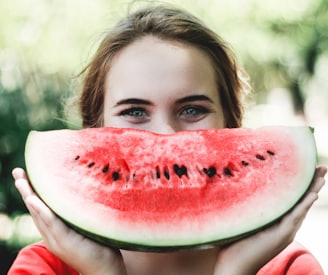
(181, 106, 209, 116)
(179, 105, 210, 122)
(121, 108, 145, 117)
(119, 107, 150, 123)
(182, 107, 199, 116)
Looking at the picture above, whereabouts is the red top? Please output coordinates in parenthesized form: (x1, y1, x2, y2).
(8, 241, 324, 275)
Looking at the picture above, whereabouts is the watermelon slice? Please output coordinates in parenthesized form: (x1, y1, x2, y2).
(24, 126, 317, 251)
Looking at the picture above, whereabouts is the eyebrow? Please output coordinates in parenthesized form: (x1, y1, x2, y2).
(113, 98, 153, 107)
(113, 94, 215, 107)
(176, 95, 215, 104)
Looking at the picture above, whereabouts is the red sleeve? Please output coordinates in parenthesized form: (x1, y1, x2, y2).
(257, 242, 324, 275)
(7, 241, 78, 275)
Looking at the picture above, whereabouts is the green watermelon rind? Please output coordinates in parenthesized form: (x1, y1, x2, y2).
(25, 126, 317, 252)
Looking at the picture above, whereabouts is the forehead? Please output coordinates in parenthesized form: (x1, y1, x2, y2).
(105, 35, 218, 102)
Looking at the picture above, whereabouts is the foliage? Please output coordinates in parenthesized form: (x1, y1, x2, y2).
(0, 61, 71, 273)
(0, 0, 327, 273)
(253, 0, 328, 113)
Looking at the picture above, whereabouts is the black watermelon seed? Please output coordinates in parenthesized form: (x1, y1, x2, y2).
(74, 156, 80, 161)
(223, 167, 232, 176)
(267, 150, 275, 156)
(112, 171, 120, 181)
(155, 166, 161, 179)
(164, 170, 170, 180)
(173, 164, 188, 178)
(164, 168, 170, 180)
(203, 167, 216, 178)
(241, 160, 249, 166)
(87, 162, 95, 168)
(102, 164, 109, 173)
(255, 154, 265, 161)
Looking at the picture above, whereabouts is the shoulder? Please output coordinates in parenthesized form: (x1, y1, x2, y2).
(257, 241, 324, 275)
(8, 241, 78, 275)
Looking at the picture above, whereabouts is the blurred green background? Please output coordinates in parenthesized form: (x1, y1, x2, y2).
(1, 0, 327, 273)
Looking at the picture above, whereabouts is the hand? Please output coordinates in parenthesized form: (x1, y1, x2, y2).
(214, 165, 327, 275)
(12, 168, 127, 275)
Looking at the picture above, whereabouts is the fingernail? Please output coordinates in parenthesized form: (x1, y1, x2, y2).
(12, 168, 23, 179)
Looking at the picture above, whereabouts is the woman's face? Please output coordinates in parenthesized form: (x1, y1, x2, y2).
(103, 36, 224, 134)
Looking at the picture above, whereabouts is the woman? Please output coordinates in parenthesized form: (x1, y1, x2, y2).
(9, 4, 326, 275)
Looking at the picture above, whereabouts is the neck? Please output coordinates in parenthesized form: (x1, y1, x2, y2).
(121, 247, 219, 275)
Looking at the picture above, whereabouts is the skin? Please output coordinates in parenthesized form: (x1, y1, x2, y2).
(13, 36, 327, 275)
(104, 36, 224, 132)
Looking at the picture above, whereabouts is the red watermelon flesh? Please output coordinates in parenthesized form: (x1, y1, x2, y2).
(24, 126, 317, 250)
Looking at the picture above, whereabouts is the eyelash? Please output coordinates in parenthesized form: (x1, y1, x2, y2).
(178, 105, 211, 121)
(118, 105, 211, 123)
(119, 107, 150, 122)
(120, 107, 145, 116)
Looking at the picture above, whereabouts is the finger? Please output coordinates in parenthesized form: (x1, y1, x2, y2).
(279, 168, 325, 237)
(12, 168, 35, 201)
(25, 195, 64, 237)
(25, 195, 53, 226)
(315, 165, 327, 177)
(27, 196, 97, 264)
(25, 196, 49, 236)
(12, 167, 28, 180)
(26, 195, 74, 246)
(14, 175, 59, 245)
(25, 195, 69, 250)
(13, 170, 81, 253)
(308, 166, 326, 193)
(309, 176, 325, 194)
(282, 192, 318, 232)
(15, 177, 35, 201)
